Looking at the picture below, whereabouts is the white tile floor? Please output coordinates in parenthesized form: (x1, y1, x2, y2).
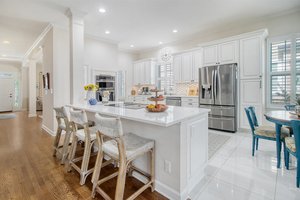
(195, 130, 300, 200)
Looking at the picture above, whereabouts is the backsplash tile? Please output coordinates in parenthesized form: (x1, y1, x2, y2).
(175, 82, 199, 95)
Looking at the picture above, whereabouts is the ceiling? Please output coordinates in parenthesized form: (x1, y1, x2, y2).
(0, 0, 300, 59)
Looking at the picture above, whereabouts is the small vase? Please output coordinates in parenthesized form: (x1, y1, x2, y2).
(86, 90, 95, 105)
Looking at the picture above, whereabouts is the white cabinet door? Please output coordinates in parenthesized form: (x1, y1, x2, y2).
(144, 61, 151, 84)
(218, 41, 238, 64)
(173, 55, 182, 83)
(203, 45, 218, 66)
(193, 50, 202, 81)
(0, 78, 14, 112)
(181, 53, 193, 82)
(240, 36, 262, 79)
(240, 79, 262, 129)
(133, 64, 139, 85)
(139, 62, 145, 84)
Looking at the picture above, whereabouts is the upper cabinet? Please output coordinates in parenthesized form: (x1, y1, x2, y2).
(173, 49, 202, 83)
(133, 59, 156, 85)
(203, 41, 238, 66)
(239, 36, 262, 79)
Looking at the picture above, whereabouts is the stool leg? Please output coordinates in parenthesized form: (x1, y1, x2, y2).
(256, 138, 259, 150)
(252, 136, 256, 156)
(61, 129, 71, 164)
(79, 141, 93, 185)
(53, 128, 62, 156)
(297, 159, 300, 188)
(91, 148, 104, 198)
(67, 134, 78, 172)
(150, 148, 155, 192)
(115, 159, 127, 200)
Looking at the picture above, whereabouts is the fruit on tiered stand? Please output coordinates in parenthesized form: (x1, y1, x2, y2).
(146, 89, 168, 112)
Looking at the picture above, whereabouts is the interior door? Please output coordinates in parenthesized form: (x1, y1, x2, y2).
(215, 64, 237, 106)
(0, 78, 14, 112)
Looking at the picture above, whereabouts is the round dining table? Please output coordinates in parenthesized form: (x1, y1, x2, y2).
(264, 110, 300, 168)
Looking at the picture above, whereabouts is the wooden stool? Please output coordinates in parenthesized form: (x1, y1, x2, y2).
(53, 107, 72, 164)
(91, 113, 155, 200)
(67, 109, 99, 185)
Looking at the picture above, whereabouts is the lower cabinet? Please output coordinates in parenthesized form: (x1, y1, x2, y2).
(239, 79, 263, 129)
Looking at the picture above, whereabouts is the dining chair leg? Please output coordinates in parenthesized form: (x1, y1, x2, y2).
(256, 138, 259, 150)
(297, 159, 300, 188)
(275, 124, 282, 168)
(286, 150, 290, 170)
(252, 136, 256, 156)
(283, 142, 288, 169)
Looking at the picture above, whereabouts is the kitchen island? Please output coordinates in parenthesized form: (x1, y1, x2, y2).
(69, 103, 210, 200)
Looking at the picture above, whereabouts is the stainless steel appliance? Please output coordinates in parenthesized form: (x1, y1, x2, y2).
(96, 75, 115, 102)
(105, 102, 146, 110)
(199, 64, 237, 132)
(166, 97, 181, 106)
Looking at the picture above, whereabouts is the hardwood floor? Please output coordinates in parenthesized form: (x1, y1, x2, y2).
(0, 112, 167, 200)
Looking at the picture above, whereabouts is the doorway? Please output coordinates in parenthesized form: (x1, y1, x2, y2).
(0, 78, 14, 112)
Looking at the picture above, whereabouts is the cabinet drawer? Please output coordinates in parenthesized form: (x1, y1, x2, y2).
(182, 102, 198, 107)
(181, 97, 198, 103)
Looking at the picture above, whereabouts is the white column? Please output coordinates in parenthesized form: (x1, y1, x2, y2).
(65, 8, 86, 104)
(28, 59, 37, 117)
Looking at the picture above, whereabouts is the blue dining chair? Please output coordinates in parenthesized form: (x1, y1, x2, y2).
(285, 104, 296, 111)
(284, 120, 300, 188)
(245, 106, 290, 156)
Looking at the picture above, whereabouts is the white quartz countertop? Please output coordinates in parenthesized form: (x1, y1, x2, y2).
(69, 103, 210, 127)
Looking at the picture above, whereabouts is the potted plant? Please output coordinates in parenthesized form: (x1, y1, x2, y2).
(84, 84, 98, 105)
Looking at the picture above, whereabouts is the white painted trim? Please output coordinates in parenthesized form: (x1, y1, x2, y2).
(134, 58, 157, 63)
(24, 23, 53, 59)
(133, 172, 182, 200)
(28, 113, 37, 118)
(172, 47, 203, 56)
(42, 124, 55, 136)
(198, 29, 268, 47)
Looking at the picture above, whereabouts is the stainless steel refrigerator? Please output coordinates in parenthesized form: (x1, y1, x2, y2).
(199, 63, 237, 132)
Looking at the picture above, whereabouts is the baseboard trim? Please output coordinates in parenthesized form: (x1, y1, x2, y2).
(132, 173, 181, 200)
(42, 124, 55, 137)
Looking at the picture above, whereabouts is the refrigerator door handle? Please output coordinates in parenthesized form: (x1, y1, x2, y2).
(213, 69, 217, 101)
(212, 69, 215, 100)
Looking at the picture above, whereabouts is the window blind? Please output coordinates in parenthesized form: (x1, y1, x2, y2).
(271, 40, 291, 72)
(271, 75, 291, 104)
(159, 63, 174, 94)
(296, 38, 300, 71)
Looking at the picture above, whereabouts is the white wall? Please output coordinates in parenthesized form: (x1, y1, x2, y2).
(138, 10, 300, 59)
(42, 28, 54, 134)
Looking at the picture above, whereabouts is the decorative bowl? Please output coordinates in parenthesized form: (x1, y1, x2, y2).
(145, 104, 168, 112)
(89, 98, 98, 105)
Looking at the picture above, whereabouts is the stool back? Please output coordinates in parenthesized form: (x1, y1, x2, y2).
(291, 120, 300, 158)
(54, 106, 69, 129)
(69, 109, 88, 127)
(285, 104, 296, 111)
(94, 113, 123, 138)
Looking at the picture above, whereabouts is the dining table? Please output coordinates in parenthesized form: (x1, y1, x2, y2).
(264, 110, 300, 168)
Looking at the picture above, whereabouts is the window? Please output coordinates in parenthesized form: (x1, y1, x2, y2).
(158, 63, 174, 94)
(268, 34, 300, 107)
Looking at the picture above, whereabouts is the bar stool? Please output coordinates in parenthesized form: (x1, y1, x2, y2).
(53, 107, 72, 164)
(67, 109, 99, 185)
(91, 113, 155, 200)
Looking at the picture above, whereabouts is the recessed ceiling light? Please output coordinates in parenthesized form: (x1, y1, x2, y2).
(99, 8, 106, 13)
(173, 29, 178, 33)
(159, 41, 163, 45)
(3, 40, 10, 44)
(105, 30, 110, 34)
(130, 45, 134, 48)
(2, 54, 7, 57)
